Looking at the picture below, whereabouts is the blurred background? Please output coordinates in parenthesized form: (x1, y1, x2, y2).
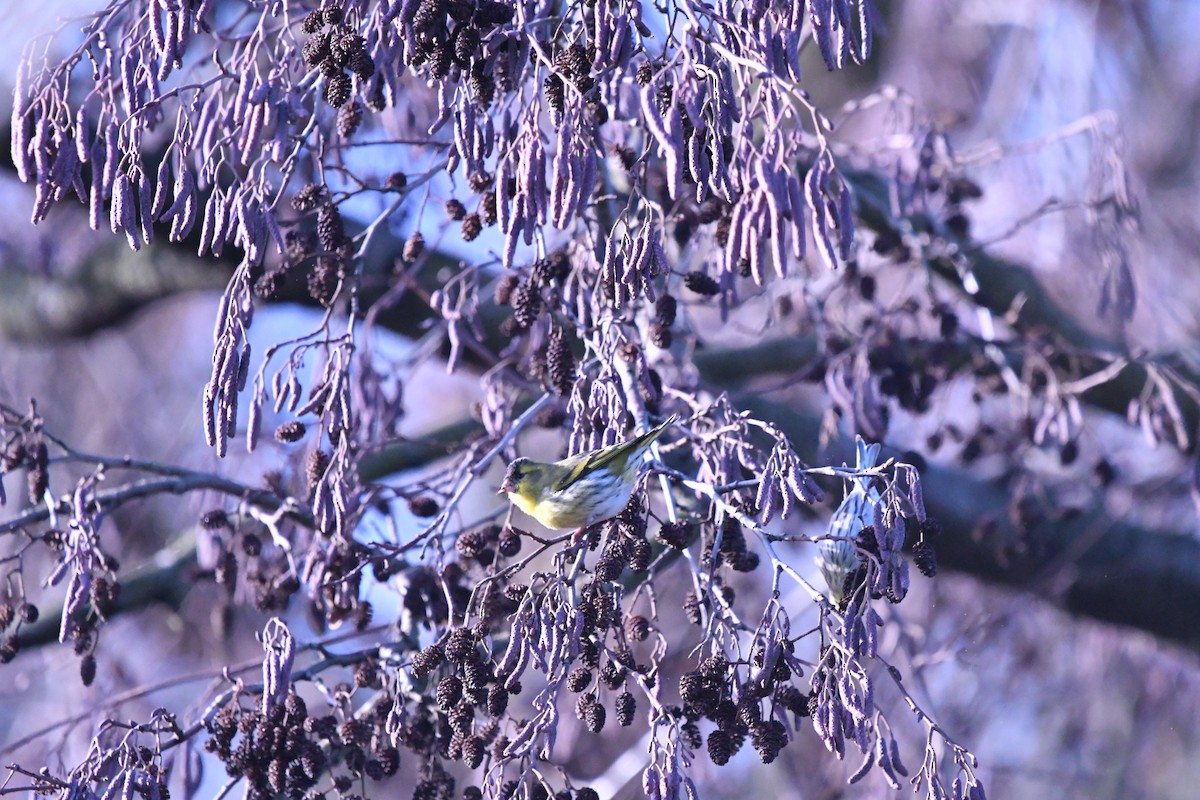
(2, 2, 1200, 798)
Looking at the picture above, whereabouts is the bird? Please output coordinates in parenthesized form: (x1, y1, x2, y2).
(498, 415, 677, 531)
(817, 436, 881, 605)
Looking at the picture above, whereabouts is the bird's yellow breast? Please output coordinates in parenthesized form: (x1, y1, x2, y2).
(506, 471, 632, 530)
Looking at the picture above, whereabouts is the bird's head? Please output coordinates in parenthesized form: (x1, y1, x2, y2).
(499, 457, 544, 502)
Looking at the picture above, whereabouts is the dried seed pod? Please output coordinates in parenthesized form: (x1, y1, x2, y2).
(708, 729, 732, 765)
(316, 204, 345, 250)
(654, 294, 677, 326)
(306, 449, 330, 490)
(649, 322, 672, 349)
(684, 271, 719, 296)
(349, 50, 375, 80)
(912, 540, 937, 577)
(636, 61, 653, 86)
(567, 667, 592, 692)
(402, 231, 425, 263)
(80, 654, 97, 686)
(303, 33, 331, 66)
(302, 11, 324, 33)
(254, 269, 286, 300)
(461, 212, 483, 241)
(494, 273, 519, 305)
(323, 71, 352, 107)
(476, 0, 515, 25)
(479, 193, 497, 226)
(292, 182, 326, 211)
(497, 527, 522, 557)
(336, 100, 363, 137)
(546, 328, 575, 395)
(331, 33, 364, 68)
(625, 615, 650, 642)
(307, 257, 341, 305)
(454, 25, 480, 65)
(274, 421, 306, 442)
(543, 74, 564, 115)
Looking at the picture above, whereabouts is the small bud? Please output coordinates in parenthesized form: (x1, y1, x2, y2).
(859, 274, 876, 301)
(241, 532, 262, 557)
(385, 171, 407, 191)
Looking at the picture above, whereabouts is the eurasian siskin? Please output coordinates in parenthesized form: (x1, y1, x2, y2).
(499, 415, 677, 530)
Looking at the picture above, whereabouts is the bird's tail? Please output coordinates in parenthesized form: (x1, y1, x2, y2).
(614, 414, 677, 470)
(634, 414, 677, 450)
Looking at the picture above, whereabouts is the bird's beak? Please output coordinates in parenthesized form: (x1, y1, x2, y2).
(498, 479, 515, 495)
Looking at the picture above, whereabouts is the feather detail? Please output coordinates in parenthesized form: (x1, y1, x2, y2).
(553, 415, 676, 492)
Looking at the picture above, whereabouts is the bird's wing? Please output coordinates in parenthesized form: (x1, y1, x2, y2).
(552, 445, 626, 492)
(552, 416, 676, 492)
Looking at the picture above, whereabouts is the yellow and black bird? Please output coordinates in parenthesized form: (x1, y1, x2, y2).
(499, 415, 677, 531)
